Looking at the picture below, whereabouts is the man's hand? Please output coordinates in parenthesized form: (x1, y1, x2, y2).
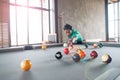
(68, 39, 72, 44)
(72, 37, 77, 43)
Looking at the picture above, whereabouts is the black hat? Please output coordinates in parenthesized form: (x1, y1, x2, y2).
(64, 24, 72, 30)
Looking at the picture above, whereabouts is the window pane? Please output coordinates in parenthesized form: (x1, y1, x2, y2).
(118, 2, 120, 19)
(50, 0, 55, 33)
(114, 3, 118, 20)
(10, 0, 15, 3)
(29, 9, 42, 44)
(108, 4, 114, 21)
(29, 0, 41, 7)
(16, 0, 27, 5)
(108, 21, 115, 38)
(50, 10, 55, 33)
(114, 20, 118, 41)
(43, 11, 49, 41)
(118, 21, 120, 42)
(17, 7, 28, 45)
(42, 0, 48, 9)
(10, 5, 17, 45)
(50, 0, 54, 9)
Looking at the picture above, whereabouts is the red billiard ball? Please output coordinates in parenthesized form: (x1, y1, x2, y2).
(64, 48, 69, 55)
(90, 50, 98, 58)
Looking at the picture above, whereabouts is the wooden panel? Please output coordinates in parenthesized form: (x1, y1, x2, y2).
(0, 0, 9, 48)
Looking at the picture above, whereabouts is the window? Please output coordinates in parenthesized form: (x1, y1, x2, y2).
(9, 0, 55, 46)
(108, 1, 120, 42)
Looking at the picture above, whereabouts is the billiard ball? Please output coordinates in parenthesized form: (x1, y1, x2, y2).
(75, 47, 81, 52)
(84, 43, 88, 48)
(55, 52, 63, 60)
(98, 43, 103, 48)
(64, 48, 69, 55)
(90, 50, 98, 58)
(42, 44, 46, 50)
(72, 53, 81, 62)
(77, 49, 86, 59)
(63, 43, 68, 47)
(20, 59, 32, 71)
(93, 43, 98, 48)
(102, 54, 112, 64)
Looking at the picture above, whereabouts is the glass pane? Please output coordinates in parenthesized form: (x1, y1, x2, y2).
(50, 0, 55, 33)
(50, 10, 55, 34)
(10, 0, 15, 3)
(17, 7, 28, 45)
(114, 20, 118, 41)
(29, 9, 42, 44)
(42, 0, 48, 9)
(108, 21, 115, 38)
(118, 21, 120, 42)
(108, 4, 114, 21)
(29, 0, 41, 7)
(50, 0, 54, 9)
(43, 11, 49, 41)
(16, 0, 27, 5)
(10, 5, 17, 45)
(118, 2, 120, 19)
(114, 3, 118, 20)
(115, 20, 118, 36)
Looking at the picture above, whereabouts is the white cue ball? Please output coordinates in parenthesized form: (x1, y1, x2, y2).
(102, 54, 109, 62)
(63, 43, 68, 47)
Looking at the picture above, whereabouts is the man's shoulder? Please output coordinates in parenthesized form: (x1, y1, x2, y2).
(72, 29, 79, 33)
(72, 29, 77, 32)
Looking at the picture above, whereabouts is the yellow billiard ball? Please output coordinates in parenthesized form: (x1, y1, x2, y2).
(42, 44, 47, 50)
(20, 59, 32, 71)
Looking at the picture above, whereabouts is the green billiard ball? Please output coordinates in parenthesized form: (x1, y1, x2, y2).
(98, 43, 103, 48)
(84, 43, 88, 48)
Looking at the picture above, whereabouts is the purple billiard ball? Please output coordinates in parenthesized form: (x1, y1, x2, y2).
(90, 50, 98, 58)
(72, 53, 81, 62)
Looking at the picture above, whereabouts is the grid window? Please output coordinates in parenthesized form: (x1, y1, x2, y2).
(108, 2, 119, 42)
(9, 0, 55, 46)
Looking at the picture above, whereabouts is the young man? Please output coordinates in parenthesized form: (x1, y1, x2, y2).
(64, 24, 83, 44)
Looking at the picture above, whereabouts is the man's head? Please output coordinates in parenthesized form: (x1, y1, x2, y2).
(64, 24, 72, 36)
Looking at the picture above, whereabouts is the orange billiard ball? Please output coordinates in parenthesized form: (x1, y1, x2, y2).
(93, 43, 98, 48)
(78, 49, 86, 59)
(20, 59, 32, 71)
